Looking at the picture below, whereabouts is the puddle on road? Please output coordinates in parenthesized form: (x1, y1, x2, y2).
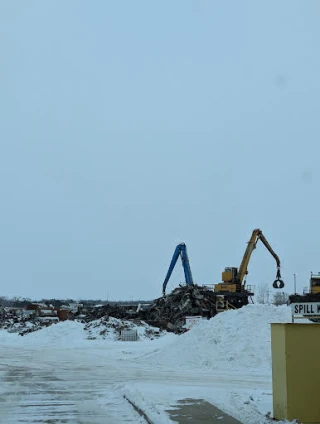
(166, 398, 243, 424)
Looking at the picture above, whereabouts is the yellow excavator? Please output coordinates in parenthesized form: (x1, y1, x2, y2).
(214, 228, 284, 307)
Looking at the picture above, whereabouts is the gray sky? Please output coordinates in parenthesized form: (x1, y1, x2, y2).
(0, 1, 319, 301)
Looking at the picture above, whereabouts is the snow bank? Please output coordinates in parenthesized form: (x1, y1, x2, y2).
(142, 304, 294, 371)
(0, 304, 297, 372)
(0, 321, 88, 346)
(18, 320, 87, 345)
(0, 317, 166, 347)
(0, 329, 20, 344)
(84, 316, 164, 341)
(122, 385, 172, 424)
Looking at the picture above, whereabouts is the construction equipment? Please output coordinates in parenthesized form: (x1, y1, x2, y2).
(289, 272, 320, 322)
(162, 243, 194, 296)
(290, 272, 320, 300)
(214, 228, 284, 307)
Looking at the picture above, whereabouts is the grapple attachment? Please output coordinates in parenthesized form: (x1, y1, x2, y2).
(273, 268, 284, 289)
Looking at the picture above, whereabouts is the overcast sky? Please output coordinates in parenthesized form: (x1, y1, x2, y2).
(0, 1, 319, 301)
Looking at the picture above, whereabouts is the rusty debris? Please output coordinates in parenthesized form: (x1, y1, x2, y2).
(141, 285, 221, 332)
(0, 307, 56, 335)
(0, 285, 226, 336)
(72, 304, 135, 322)
(71, 285, 223, 333)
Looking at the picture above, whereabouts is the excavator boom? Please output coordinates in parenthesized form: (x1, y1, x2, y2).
(162, 243, 194, 295)
(237, 228, 284, 289)
(214, 227, 284, 309)
(237, 229, 262, 285)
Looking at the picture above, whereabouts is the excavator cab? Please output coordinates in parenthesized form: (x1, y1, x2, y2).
(214, 267, 240, 293)
(310, 273, 320, 294)
(222, 267, 238, 283)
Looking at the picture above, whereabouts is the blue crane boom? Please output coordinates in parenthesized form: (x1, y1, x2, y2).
(162, 243, 194, 296)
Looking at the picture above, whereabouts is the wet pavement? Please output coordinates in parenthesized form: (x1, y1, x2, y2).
(167, 399, 242, 423)
(0, 347, 144, 423)
(0, 343, 267, 423)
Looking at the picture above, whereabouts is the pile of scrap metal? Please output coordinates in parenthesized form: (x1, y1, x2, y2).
(0, 306, 53, 335)
(71, 286, 227, 333)
(0, 288, 223, 335)
(25, 303, 59, 322)
(0, 307, 23, 326)
(0, 303, 77, 336)
(140, 284, 224, 333)
(72, 303, 138, 323)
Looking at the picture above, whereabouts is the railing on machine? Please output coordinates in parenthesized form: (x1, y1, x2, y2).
(215, 299, 237, 312)
(246, 284, 255, 293)
(202, 284, 215, 290)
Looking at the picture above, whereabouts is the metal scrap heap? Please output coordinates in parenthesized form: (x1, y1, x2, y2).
(142, 285, 220, 332)
(72, 285, 222, 333)
(72, 303, 138, 322)
(0, 286, 224, 336)
(0, 307, 53, 335)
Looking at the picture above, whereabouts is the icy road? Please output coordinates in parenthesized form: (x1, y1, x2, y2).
(0, 342, 154, 424)
(0, 305, 296, 423)
(0, 342, 273, 424)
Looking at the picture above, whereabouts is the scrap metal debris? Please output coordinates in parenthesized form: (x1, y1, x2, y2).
(141, 285, 221, 332)
(0, 285, 224, 336)
(71, 285, 222, 333)
(0, 307, 57, 336)
(72, 303, 135, 322)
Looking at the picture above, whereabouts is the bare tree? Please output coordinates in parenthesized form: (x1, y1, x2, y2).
(273, 292, 289, 306)
(256, 283, 271, 304)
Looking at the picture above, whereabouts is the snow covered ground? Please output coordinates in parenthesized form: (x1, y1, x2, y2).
(0, 304, 300, 423)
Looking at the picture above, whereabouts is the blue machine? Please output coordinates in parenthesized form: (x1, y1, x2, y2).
(162, 243, 194, 296)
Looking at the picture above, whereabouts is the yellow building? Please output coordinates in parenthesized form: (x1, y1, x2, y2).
(271, 323, 320, 424)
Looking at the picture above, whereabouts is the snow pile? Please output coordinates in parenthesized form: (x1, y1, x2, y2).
(5, 319, 54, 336)
(0, 329, 20, 344)
(122, 386, 172, 424)
(16, 320, 87, 345)
(142, 304, 294, 371)
(84, 316, 164, 341)
(0, 317, 165, 345)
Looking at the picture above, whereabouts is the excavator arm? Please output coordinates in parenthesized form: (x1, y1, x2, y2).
(259, 232, 282, 285)
(237, 229, 284, 289)
(162, 243, 194, 296)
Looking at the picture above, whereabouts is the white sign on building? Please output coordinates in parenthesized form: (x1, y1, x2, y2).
(291, 303, 320, 316)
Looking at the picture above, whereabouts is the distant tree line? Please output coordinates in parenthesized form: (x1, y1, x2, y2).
(256, 284, 289, 305)
(0, 297, 154, 308)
